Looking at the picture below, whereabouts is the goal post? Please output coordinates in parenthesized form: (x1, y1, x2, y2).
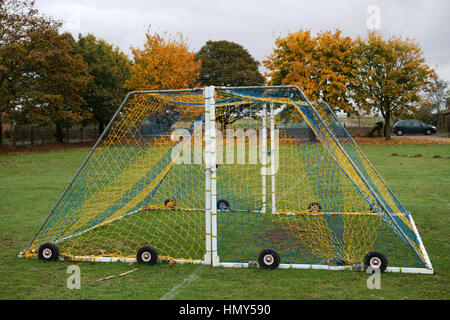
(20, 85, 433, 274)
(204, 85, 219, 266)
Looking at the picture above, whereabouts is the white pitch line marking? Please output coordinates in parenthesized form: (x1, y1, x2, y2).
(160, 267, 201, 300)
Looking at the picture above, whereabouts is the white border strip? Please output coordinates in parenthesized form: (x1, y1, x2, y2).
(18, 252, 432, 274)
(64, 255, 205, 264)
(218, 262, 433, 274)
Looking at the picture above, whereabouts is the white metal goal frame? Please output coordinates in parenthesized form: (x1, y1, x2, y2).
(203, 85, 433, 275)
(20, 85, 433, 275)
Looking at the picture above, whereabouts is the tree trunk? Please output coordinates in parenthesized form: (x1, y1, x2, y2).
(49, 126, 53, 144)
(384, 112, 391, 140)
(30, 127, 34, 146)
(12, 121, 17, 146)
(447, 113, 450, 133)
(55, 123, 64, 143)
(98, 120, 105, 135)
(0, 119, 3, 145)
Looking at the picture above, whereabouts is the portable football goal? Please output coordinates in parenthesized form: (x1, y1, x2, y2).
(20, 85, 433, 274)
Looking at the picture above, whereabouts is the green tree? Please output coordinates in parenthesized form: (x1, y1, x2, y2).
(1, 0, 91, 144)
(352, 32, 434, 139)
(421, 75, 448, 129)
(0, 0, 56, 143)
(196, 40, 264, 87)
(196, 40, 264, 128)
(415, 104, 434, 125)
(15, 26, 91, 143)
(75, 34, 131, 134)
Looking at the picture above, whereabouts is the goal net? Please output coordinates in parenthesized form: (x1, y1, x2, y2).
(21, 86, 432, 273)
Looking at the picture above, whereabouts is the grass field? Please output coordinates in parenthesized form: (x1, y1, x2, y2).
(0, 143, 449, 299)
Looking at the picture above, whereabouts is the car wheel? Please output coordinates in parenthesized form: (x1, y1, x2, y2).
(217, 199, 231, 211)
(425, 129, 432, 135)
(137, 246, 158, 265)
(258, 248, 281, 269)
(396, 130, 403, 136)
(38, 243, 59, 261)
(363, 251, 388, 273)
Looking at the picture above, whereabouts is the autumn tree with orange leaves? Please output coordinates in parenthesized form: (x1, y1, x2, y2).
(125, 30, 201, 91)
(352, 32, 434, 139)
(264, 30, 357, 113)
(265, 30, 435, 140)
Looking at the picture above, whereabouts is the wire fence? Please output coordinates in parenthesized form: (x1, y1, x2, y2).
(1, 122, 375, 146)
(1, 124, 101, 146)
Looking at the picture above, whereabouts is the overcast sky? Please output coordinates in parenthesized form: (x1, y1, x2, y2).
(35, 0, 450, 83)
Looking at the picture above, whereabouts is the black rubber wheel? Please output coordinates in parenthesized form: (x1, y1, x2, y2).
(137, 246, 158, 265)
(396, 130, 403, 136)
(258, 248, 280, 269)
(425, 129, 432, 135)
(164, 199, 176, 210)
(38, 243, 59, 261)
(364, 251, 388, 273)
(308, 202, 322, 212)
(217, 199, 230, 211)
